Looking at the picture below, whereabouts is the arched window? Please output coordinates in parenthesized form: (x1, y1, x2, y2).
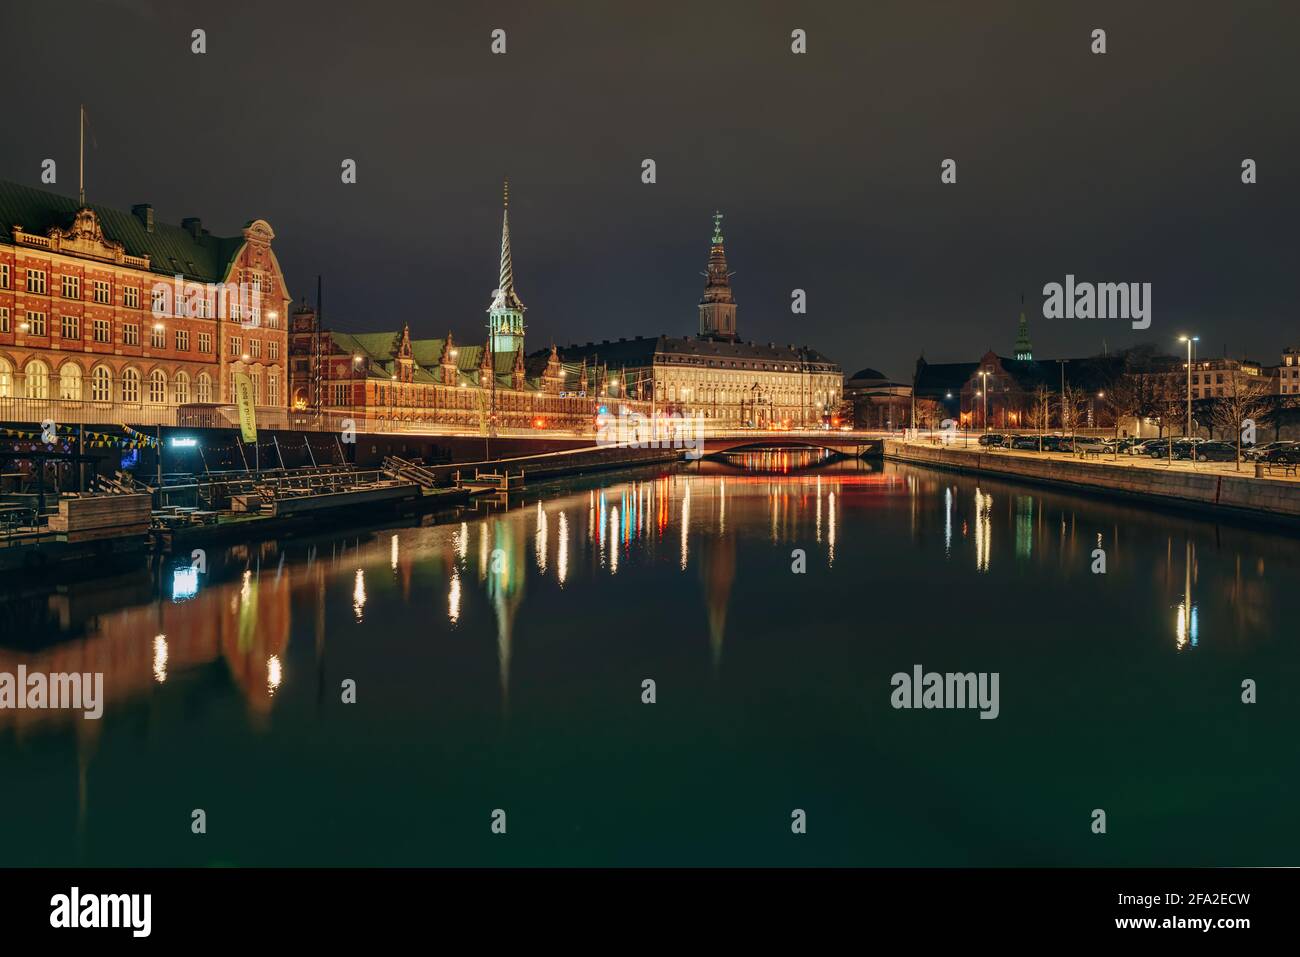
(24, 359, 50, 399)
(196, 372, 213, 404)
(0, 358, 12, 398)
(173, 371, 190, 404)
(91, 366, 112, 402)
(59, 362, 83, 400)
(148, 369, 167, 403)
(121, 367, 141, 403)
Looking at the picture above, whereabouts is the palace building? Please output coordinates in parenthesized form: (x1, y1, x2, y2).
(552, 213, 842, 427)
(0, 180, 290, 423)
(289, 183, 595, 431)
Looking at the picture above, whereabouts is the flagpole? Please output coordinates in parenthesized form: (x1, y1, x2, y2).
(79, 104, 85, 207)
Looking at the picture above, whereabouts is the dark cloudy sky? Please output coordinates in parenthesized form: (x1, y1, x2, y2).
(2, 0, 1296, 379)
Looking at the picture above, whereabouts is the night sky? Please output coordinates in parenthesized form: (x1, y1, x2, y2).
(2, 0, 1296, 380)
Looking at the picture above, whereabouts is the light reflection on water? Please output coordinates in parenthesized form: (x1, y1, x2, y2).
(0, 458, 1295, 865)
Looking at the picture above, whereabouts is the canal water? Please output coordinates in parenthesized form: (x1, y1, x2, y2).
(1, 455, 1295, 866)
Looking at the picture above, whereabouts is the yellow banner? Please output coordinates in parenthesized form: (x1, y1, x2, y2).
(233, 372, 258, 443)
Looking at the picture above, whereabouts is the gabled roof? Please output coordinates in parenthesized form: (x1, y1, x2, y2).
(0, 180, 247, 283)
(552, 335, 839, 369)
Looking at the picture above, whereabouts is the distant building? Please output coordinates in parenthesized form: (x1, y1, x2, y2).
(915, 351, 1121, 431)
(289, 184, 592, 431)
(553, 213, 841, 427)
(0, 180, 290, 421)
(843, 367, 913, 430)
(1277, 347, 1300, 395)
(1014, 295, 1033, 361)
(1185, 356, 1265, 399)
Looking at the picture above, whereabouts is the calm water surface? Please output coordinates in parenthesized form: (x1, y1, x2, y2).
(1, 457, 1296, 865)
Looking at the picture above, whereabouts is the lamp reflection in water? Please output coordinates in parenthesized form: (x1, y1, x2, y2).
(816, 476, 822, 543)
(974, 488, 992, 572)
(1176, 540, 1198, 650)
(267, 654, 283, 695)
(680, 483, 691, 571)
(944, 486, 953, 556)
(352, 568, 366, 622)
(152, 634, 168, 683)
(390, 534, 399, 571)
(827, 491, 836, 566)
(448, 568, 461, 625)
(557, 512, 569, 586)
(610, 506, 620, 574)
(535, 502, 548, 574)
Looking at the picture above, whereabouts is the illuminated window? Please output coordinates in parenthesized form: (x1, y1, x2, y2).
(91, 366, 111, 401)
(121, 367, 141, 403)
(59, 362, 82, 400)
(61, 275, 81, 299)
(24, 359, 49, 399)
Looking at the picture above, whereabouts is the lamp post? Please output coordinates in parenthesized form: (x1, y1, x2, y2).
(1179, 334, 1199, 468)
(1178, 335, 1198, 439)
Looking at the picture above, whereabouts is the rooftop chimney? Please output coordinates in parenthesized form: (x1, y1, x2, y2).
(181, 217, 202, 238)
(132, 204, 154, 232)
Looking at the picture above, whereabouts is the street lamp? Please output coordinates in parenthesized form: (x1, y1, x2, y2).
(1178, 335, 1199, 441)
(978, 370, 990, 430)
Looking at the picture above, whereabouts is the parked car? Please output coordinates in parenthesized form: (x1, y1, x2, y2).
(1192, 441, 1239, 462)
(1259, 444, 1300, 465)
(1039, 434, 1070, 452)
(977, 433, 1007, 447)
(1130, 438, 1167, 456)
(1070, 436, 1106, 455)
(1147, 438, 1204, 459)
(1245, 440, 1295, 461)
(1010, 435, 1042, 450)
(1107, 437, 1144, 454)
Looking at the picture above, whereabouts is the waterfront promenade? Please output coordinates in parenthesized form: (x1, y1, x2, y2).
(886, 437, 1300, 523)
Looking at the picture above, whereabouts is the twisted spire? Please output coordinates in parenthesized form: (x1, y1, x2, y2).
(491, 178, 525, 313)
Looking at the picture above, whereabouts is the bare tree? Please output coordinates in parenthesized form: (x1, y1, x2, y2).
(1102, 372, 1143, 449)
(1032, 383, 1052, 433)
(1209, 370, 1273, 469)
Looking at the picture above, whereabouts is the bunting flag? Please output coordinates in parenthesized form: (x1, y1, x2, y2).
(0, 426, 159, 449)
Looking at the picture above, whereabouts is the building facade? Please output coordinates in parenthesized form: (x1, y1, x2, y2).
(554, 213, 842, 427)
(0, 181, 290, 424)
(289, 186, 596, 432)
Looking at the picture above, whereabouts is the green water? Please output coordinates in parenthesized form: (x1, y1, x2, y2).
(0, 457, 1295, 865)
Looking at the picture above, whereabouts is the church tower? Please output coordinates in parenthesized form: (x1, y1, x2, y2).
(1014, 293, 1033, 361)
(488, 179, 526, 358)
(698, 211, 737, 342)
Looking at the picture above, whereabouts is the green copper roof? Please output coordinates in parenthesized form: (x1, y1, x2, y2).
(0, 179, 246, 283)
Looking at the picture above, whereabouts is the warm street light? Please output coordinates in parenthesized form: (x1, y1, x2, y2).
(1178, 335, 1199, 443)
(978, 370, 990, 430)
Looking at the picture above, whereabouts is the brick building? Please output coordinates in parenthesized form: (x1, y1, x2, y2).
(0, 181, 290, 424)
(289, 184, 595, 432)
